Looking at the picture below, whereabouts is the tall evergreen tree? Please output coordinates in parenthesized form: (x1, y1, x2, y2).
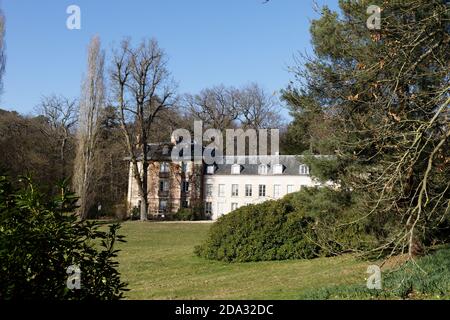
(284, 0, 449, 257)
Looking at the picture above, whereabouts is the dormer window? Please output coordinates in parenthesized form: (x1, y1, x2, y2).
(206, 165, 215, 175)
(160, 162, 170, 173)
(273, 164, 284, 175)
(258, 164, 268, 175)
(299, 164, 310, 175)
(231, 164, 242, 175)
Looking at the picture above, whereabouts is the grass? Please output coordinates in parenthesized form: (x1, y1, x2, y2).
(298, 246, 450, 300)
(113, 222, 449, 300)
(114, 221, 369, 300)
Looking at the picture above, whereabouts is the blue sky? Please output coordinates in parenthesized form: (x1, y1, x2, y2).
(1, 0, 339, 115)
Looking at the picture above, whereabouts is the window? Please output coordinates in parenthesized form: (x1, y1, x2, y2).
(259, 184, 266, 197)
(218, 184, 225, 197)
(205, 202, 212, 215)
(159, 179, 169, 192)
(273, 164, 284, 175)
(206, 165, 215, 174)
(258, 164, 268, 175)
(182, 181, 189, 193)
(299, 164, 310, 175)
(231, 203, 238, 211)
(245, 184, 253, 197)
(273, 185, 281, 198)
(181, 162, 188, 173)
(206, 184, 213, 197)
(287, 185, 294, 194)
(160, 162, 170, 173)
(232, 184, 239, 197)
(231, 164, 241, 175)
(182, 200, 189, 208)
(159, 200, 168, 212)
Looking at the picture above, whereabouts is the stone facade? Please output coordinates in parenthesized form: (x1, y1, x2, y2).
(127, 144, 323, 220)
(127, 158, 203, 217)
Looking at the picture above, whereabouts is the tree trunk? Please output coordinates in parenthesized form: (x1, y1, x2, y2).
(140, 143, 148, 221)
(60, 137, 66, 180)
(139, 194, 148, 221)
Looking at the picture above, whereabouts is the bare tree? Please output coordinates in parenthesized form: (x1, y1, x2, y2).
(36, 95, 78, 179)
(73, 36, 105, 219)
(237, 83, 283, 130)
(110, 38, 177, 221)
(186, 83, 283, 131)
(185, 85, 240, 131)
(185, 83, 284, 156)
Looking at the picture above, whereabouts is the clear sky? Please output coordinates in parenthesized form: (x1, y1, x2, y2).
(1, 0, 339, 115)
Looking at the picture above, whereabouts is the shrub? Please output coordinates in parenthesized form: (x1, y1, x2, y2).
(194, 196, 321, 262)
(0, 176, 128, 300)
(130, 206, 140, 220)
(195, 187, 377, 262)
(174, 208, 196, 221)
(173, 204, 208, 221)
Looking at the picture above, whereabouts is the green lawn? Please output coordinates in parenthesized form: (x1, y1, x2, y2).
(115, 221, 369, 300)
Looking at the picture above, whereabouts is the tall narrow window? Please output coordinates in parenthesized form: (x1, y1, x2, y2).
(159, 180, 169, 192)
(218, 184, 225, 197)
(259, 184, 266, 197)
(160, 162, 170, 173)
(159, 200, 168, 212)
(232, 184, 239, 197)
(245, 184, 253, 197)
(273, 185, 281, 198)
(287, 185, 294, 194)
(205, 202, 212, 215)
(231, 203, 238, 211)
(182, 181, 189, 192)
(206, 184, 213, 197)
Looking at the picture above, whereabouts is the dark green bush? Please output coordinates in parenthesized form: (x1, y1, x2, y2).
(285, 188, 380, 256)
(195, 196, 321, 262)
(130, 206, 140, 220)
(174, 208, 196, 221)
(195, 187, 378, 262)
(173, 204, 208, 221)
(0, 176, 128, 300)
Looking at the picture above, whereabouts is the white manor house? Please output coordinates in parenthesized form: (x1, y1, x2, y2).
(127, 140, 321, 221)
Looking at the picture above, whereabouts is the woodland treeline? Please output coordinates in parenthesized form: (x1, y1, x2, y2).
(0, 34, 287, 219)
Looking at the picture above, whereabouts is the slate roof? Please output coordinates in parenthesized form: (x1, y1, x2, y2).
(208, 155, 310, 176)
(131, 143, 328, 177)
(135, 143, 204, 161)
